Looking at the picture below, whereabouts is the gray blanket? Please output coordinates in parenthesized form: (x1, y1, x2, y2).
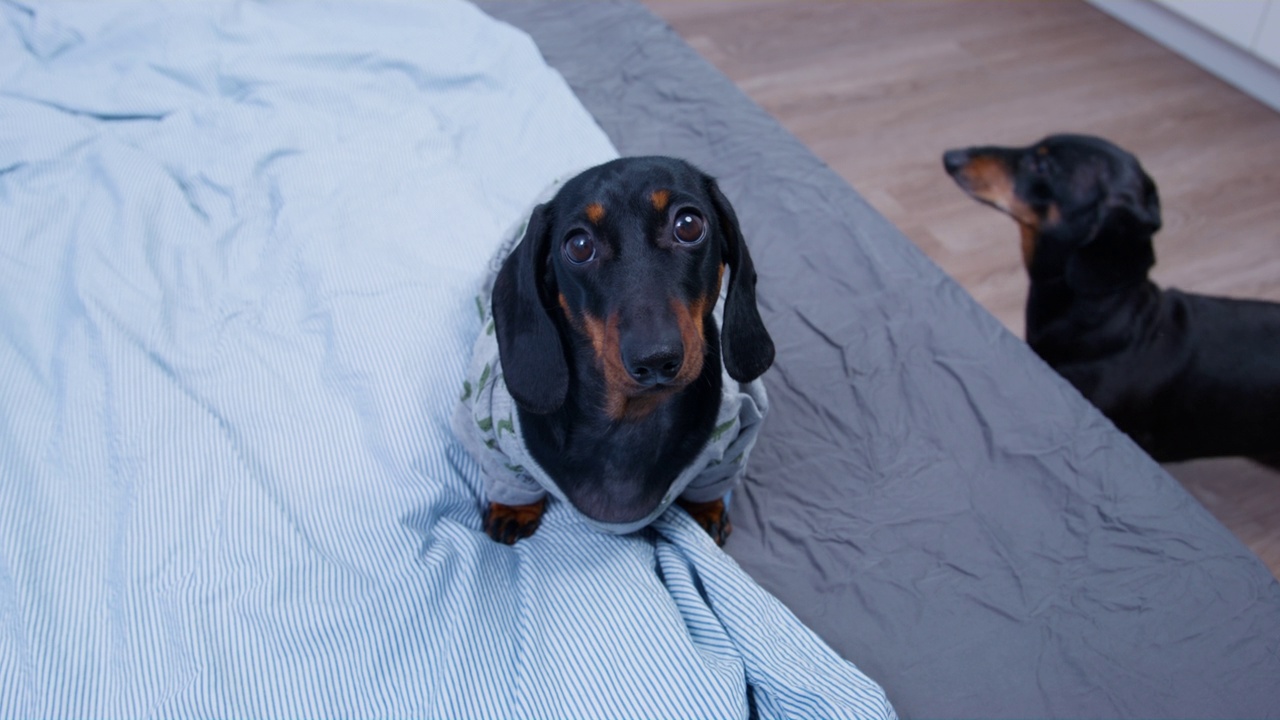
(482, 2, 1280, 717)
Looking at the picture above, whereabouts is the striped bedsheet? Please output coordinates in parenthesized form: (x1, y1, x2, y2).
(0, 1, 893, 717)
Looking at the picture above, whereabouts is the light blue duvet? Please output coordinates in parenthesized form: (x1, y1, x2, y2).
(0, 2, 893, 717)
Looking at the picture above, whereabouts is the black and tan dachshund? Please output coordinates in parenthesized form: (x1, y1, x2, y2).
(944, 134, 1280, 463)
(484, 157, 774, 543)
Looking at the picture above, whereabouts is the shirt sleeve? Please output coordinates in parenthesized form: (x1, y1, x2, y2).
(452, 295, 548, 507)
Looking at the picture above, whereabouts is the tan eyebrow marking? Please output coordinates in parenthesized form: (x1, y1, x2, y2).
(651, 189, 670, 212)
(585, 203, 605, 224)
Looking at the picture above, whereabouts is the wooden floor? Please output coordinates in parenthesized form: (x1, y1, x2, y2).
(644, 0, 1280, 578)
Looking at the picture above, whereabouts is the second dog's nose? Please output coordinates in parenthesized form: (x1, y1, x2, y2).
(943, 148, 969, 175)
(625, 346, 683, 386)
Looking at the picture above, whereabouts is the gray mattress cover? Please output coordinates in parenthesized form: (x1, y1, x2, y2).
(481, 2, 1280, 717)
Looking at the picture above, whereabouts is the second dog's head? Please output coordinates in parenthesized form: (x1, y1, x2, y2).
(943, 134, 1162, 293)
(493, 156, 774, 419)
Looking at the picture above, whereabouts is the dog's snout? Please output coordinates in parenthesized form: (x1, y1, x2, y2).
(619, 304, 688, 388)
(624, 344, 684, 386)
(943, 148, 970, 175)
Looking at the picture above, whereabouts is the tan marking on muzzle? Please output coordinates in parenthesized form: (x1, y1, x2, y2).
(956, 155, 1039, 226)
(582, 300, 710, 422)
(580, 311, 657, 421)
(580, 311, 613, 375)
(1019, 223, 1038, 270)
(670, 297, 708, 387)
(1017, 203, 1060, 269)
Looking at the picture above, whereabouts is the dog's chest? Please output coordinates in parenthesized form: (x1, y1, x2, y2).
(531, 386, 720, 485)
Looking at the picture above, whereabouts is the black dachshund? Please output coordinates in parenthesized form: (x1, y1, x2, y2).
(945, 134, 1280, 463)
(457, 157, 774, 543)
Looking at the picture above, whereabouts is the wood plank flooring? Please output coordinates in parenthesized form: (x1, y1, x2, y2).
(644, 0, 1280, 578)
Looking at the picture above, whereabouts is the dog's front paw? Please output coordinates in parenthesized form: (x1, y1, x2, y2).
(484, 499, 547, 544)
(677, 497, 733, 546)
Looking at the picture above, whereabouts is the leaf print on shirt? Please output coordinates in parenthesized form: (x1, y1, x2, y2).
(710, 418, 737, 443)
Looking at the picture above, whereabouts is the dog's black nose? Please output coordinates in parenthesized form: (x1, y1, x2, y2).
(625, 346, 683, 386)
(943, 149, 969, 175)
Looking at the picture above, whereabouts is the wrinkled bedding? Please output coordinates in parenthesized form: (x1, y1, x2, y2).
(4, 0, 1279, 717)
(0, 2, 895, 718)
(480, 2, 1280, 718)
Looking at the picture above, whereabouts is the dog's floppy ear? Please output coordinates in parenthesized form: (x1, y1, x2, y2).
(708, 178, 775, 382)
(1105, 161, 1162, 236)
(492, 203, 568, 414)
(1066, 164, 1161, 294)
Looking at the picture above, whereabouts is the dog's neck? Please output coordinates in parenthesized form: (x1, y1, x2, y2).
(1023, 222, 1163, 363)
(1025, 272, 1161, 364)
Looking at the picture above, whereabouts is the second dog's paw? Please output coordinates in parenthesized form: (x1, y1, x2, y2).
(677, 497, 733, 546)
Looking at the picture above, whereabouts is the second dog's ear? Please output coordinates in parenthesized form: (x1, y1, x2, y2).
(708, 179, 775, 383)
(1067, 166, 1160, 293)
(492, 204, 569, 414)
(1105, 161, 1162, 235)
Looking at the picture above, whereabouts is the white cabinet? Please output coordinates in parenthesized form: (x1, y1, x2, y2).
(1155, 0, 1269, 50)
(1150, 0, 1280, 69)
(1090, 0, 1280, 113)
(1255, 3, 1280, 66)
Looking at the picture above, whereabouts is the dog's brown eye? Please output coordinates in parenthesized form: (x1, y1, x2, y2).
(673, 210, 706, 244)
(564, 232, 596, 264)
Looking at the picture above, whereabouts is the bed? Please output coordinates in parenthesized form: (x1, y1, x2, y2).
(2, 1, 1278, 718)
